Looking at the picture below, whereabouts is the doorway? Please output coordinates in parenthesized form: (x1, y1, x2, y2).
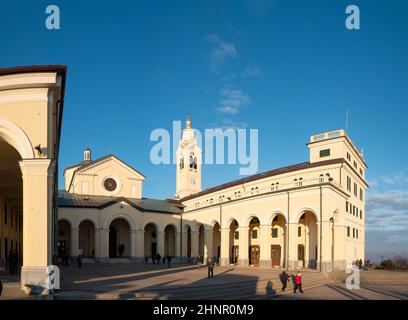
(271, 245, 281, 266)
(232, 245, 239, 264)
(249, 245, 260, 266)
(298, 244, 305, 267)
(109, 226, 117, 258)
(151, 242, 157, 257)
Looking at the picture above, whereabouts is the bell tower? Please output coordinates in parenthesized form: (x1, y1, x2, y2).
(175, 116, 202, 199)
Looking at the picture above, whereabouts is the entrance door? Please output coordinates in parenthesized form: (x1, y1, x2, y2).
(232, 246, 239, 264)
(298, 244, 305, 267)
(109, 226, 117, 258)
(249, 245, 260, 266)
(58, 240, 67, 258)
(271, 245, 281, 266)
(151, 242, 157, 257)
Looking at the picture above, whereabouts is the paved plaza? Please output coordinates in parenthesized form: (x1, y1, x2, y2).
(1, 263, 407, 300)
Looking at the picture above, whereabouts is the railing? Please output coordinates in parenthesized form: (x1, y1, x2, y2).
(311, 130, 345, 142)
(192, 177, 342, 209)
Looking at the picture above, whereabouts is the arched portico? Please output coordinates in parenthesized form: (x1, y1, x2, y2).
(109, 218, 131, 258)
(57, 219, 72, 261)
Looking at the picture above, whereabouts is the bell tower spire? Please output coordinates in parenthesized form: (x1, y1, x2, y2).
(175, 115, 202, 199)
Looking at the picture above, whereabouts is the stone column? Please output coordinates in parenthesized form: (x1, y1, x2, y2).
(175, 232, 181, 261)
(157, 230, 165, 257)
(259, 225, 272, 268)
(287, 222, 298, 269)
(130, 230, 138, 262)
(19, 159, 55, 291)
(204, 229, 214, 262)
(98, 228, 109, 262)
(181, 231, 188, 262)
(134, 230, 145, 263)
(318, 220, 334, 272)
(333, 225, 346, 270)
(238, 226, 249, 267)
(71, 228, 79, 258)
(94, 228, 100, 260)
(190, 230, 199, 261)
(220, 228, 230, 266)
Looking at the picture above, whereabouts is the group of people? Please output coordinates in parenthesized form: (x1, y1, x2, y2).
(145, 254, 173, 267)
(352, 259, 370, 269)
(279, 270, 304, 294)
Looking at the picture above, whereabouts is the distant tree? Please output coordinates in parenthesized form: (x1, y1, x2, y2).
(393, 254, 408, 269)
(380, 259, 395, 270)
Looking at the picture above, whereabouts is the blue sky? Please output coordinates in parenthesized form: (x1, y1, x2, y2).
(1, 0, 407, 261)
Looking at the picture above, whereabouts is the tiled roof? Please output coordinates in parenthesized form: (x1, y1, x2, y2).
(58, 191, 183, 214)
(181, 158, 346, 201)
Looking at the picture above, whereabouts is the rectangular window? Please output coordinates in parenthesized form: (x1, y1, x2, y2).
(347, 226, 350, 237)
(347, 152, 351, 161)
(354, 183, 358, 197)
(347, 176, 351, 191)
(360, 210, 363, 219)
(298, 226, 302, 237)
(131, 186, 137, 198)
(356, 229, 359, 239)
(234, 231, 239, 240)
(359, 168, 363, 176)
(346, 201, 348, 213)
(320, 149, 330, 157)
(353, 228, 355, 238)
(252, 230, 258, 239)
(272, 228, 278, 238)
(81, 181, 89, 194)
(354, 161, 357, 169)
(360, 188, 363, 201)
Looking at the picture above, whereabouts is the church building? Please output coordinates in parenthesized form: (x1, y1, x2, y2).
(0, 66, 367, 294)
(58, 117, 367, 272)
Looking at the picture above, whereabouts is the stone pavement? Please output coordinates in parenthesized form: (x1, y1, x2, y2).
(275, 283, 408, 300)
(1, 263, 407, 300)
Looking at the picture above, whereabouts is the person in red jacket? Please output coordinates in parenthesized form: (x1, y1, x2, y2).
(294, 271, 304, 293)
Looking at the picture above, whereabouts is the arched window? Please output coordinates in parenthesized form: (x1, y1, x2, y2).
(299, 177, 303, 187)
(180, 158, 184, 169)
(275, 182, 279, 190)
(319, 174, 324, 183)
(189, 155, 194, 169)
(271, 183, 275, 191)
(193, 157, 198, 170)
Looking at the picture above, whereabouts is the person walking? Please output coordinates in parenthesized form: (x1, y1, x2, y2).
(156, 253, 161, 265)
(279, 270, 291, 294)
(197, 256, 201, 270)
(293, 271, 304, 293)
(207, 258, 215, 278)
(77, 249, 83, 268)
(167, 255, 172, 268)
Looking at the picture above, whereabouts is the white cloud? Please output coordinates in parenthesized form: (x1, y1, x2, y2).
(206, 34, 237, 73)
(207, 118, 248, 130)
(379, 170, 408, 185)
(242, 66, 263, 78)
(218, 85, 250, 114)
(366, 190, 408, 230)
